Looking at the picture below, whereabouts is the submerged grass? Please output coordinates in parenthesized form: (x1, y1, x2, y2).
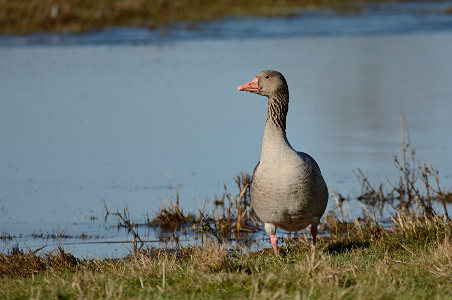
(112, 173, 260, 246)
(149, 184, 197, 230)
(0, 0, 444, 34)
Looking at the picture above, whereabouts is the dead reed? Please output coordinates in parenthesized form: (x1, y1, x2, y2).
(356, 114, 450, 219)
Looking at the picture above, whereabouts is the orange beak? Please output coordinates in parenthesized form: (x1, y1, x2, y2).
(237, 77, 259, 93)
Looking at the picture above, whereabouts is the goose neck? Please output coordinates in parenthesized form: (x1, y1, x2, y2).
(261, 92, 292, 159)
(265, 92, 289, 131)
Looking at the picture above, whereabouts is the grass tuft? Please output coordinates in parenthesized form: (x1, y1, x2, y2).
(150, 184, 197, 230)
(0, 246, 78, 278)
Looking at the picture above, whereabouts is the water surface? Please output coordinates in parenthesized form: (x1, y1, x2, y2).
(1, 7, 452, 257)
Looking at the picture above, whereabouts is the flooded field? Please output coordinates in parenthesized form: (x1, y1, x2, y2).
(1, 6, 452, 257)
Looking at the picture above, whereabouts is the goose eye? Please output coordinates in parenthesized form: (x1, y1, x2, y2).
(265, 75, 270, 79)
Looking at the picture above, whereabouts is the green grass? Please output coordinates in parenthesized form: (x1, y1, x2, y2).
(0, 0, 445, 34)
(1, 218, 451, 299)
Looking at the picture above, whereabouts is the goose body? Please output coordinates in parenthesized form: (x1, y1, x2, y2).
(238, 70, 328, 254)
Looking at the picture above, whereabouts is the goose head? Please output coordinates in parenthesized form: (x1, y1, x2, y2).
(238, 70, 288, 97)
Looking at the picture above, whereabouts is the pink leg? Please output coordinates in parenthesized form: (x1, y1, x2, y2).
(310, 225, 318, 251)
(270, 234, 278, 255)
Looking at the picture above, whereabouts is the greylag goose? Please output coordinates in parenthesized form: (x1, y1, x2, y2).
(238, 70, 328, 255)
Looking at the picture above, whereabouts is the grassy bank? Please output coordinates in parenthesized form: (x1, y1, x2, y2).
(1, 217, 451, 299)
(0, 0, 445, 34)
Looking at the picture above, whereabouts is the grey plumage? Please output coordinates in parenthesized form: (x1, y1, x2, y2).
(238, 70, 328, 254)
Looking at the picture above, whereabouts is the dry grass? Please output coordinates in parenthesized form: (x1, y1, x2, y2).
(189, 241, 228, 272)
(0, 246, 78, 278)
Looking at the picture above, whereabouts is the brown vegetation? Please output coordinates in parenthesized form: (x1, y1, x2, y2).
(0, 0, 433, 34)
(0, 246, 78, 278)
(149, 184, 197, 230)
